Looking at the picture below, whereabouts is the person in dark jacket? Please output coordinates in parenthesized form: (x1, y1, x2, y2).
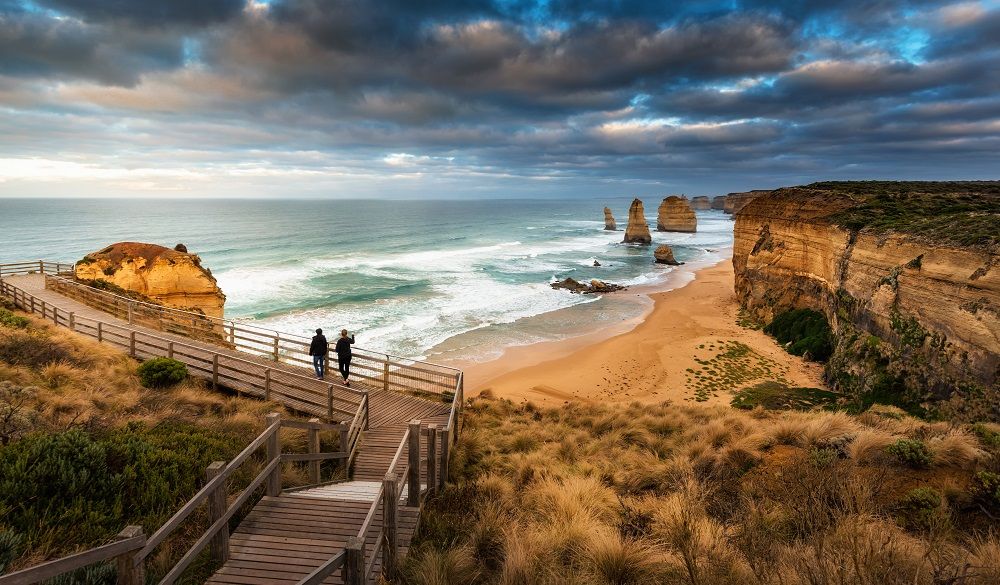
(309, 328, 328, 379)
(335, 329, 355, 385)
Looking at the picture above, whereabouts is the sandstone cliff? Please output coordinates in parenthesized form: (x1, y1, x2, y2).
(711, 196, 727, 210)
(623, 199, 651, 244)
(725, 190, 767, 214)
(690, 196, 711, 210)
(76, 242, 226, 318)
(604, 207, 617, 230)
(733, 182, 1000, 419)
(657, 196, 697, 233)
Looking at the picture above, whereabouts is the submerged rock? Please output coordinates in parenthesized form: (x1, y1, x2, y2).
(603, 207, 617, 230)
(654, 244, 684, 265)
(657, 196, 697, 233)
(75, 242, 226, 318)
(623, 198, 652, 244)
(551, 277, 626, 294)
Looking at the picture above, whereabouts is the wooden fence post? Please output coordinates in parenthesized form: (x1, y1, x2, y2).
(339, 423, 349, 477)
(382, 472, 399, 578)
(115, 525, 146, 585)
(97, 321, 103, 342)
(30, 296, 35, 314)
(438, 426, 449, 491)
(426, 424, 437, 498)
(69, 311, 75, 330)
(206, 461, 229, 564)
(38, 260, 44, 274)
(407, 420, 421, 506)
(127, 301, 133, 325)
(167, 342, 174, 359)
(327, 384, 334, 418)
(344, 536, 364, 585)
(129, 331, 136, 357)
(212, 354, 219, 389)
(265, 413, 281, 497)
(383, 360, 390, 391)
(307, 418, 321, 484)
(272, 336, 279, 361)
(264, 368, 271, 401)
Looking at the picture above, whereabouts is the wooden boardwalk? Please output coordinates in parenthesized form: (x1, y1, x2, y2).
(0, 270, 459, 585)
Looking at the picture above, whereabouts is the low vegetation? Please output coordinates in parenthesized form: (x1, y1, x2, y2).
(764, 308, 834, 362)
(403, 395, 1000, 585)
(685, 340, 790, 402)
(0, 305, 326, 581)
(730, 381, 838, 411)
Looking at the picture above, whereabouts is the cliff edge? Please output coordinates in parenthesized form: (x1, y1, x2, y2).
(733, 181, 999, 419)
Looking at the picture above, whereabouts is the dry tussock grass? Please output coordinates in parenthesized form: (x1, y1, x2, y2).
(403, 395, 1000, 585)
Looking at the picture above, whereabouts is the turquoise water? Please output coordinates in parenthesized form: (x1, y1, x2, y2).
(0, 198, 733, 361)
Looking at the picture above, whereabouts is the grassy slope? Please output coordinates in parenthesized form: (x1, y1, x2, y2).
(798, 181, 1000, 251)
(403, 396, 1000, 585)
(0, 301, 323, 581)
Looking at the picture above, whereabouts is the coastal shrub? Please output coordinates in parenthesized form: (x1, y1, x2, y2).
(764, 309, 833, 362)
(972, 471, 1000, 513)
(886, 438, 932, 468)
(0, 530, 23, 574)
(730, 381, 838, 411)
(0, 421, 242, 552)
(896, 487, 943, 532)
(0, 330, 75, 368)
(0, 308, 30, 329)
(137, 357, 188, 388)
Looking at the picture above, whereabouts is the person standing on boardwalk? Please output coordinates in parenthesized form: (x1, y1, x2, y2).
(309, 328, 328, 380)
(336, 329, 355, 386)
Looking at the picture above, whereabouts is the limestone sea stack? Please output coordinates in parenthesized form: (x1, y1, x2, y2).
(656, 196, 697, 233)
(654, 245, 683, 265)
(75, 242, 226, 318)
(603, 207, 617, 230)
(690, 196, 711, 210)
(711, 195, 727, 210)
(623, 199, 652, 244)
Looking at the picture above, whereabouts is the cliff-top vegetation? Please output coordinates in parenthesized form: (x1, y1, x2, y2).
(798, 181, 1000, 250)
(403, 395, 1000, 585)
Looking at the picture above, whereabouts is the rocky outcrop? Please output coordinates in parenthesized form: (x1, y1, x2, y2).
(711, 196, 727, 210)
(551, 278, 626, 294)
(690, 196, 711, 210)
(654, 245, 683, 265)
(76, 242, 226, 318)
(725, 190, 767, 215)
(604, 207, 617, 231)
(657, 196, 697, 233)
(623, 199, 652, 244)
(733, 184, 1000, 419)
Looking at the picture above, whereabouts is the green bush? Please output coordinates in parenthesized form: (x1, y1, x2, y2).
(0, 530, 23, 573)
(0, 308, 30, 329)
(137, 357, 188, 389)
(972, 471, 1000, 513)
(896, 487, 943, 531)
(886, 438, 933, 468)
(764, 309, 834, 362)
(0, 422, 242, 554)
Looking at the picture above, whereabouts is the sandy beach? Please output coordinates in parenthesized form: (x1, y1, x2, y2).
(462, 258, 826, 407)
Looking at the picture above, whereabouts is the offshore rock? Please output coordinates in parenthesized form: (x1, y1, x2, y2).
(654, 245, 683, 265)
(551, 278, 626, 294)
(623, 199, 652, 244)
(657, 196, 697, 233)
(711, 195, 727, 210)
(76, 242, 226, 318)
(690, 196, 712, 210)
(604, 207, 617, 230)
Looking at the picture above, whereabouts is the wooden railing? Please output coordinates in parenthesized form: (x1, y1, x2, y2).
(0, 260, 73, 278)
(40, 271, 461, 396)
(0, 413, 347, 585)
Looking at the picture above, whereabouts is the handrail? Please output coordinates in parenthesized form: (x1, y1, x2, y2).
(0, 528, 145, 585)
(295, 550, 347, 585)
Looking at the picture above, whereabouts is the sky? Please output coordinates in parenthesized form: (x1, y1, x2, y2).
(0, 0, 998, 199)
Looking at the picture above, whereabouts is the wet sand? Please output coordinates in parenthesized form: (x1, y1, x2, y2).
(460, 259, 826, 406)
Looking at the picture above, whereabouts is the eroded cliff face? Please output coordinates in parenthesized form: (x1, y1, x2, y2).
(711, 196, 727, 210)
(690, 196, 711, 210)
(76, 242, 226, 318)
(733, 188, 999, 419)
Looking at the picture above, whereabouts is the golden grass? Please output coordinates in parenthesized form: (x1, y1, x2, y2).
(404, 395, 1000, 585)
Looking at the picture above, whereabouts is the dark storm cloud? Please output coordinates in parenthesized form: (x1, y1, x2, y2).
(0, 0, 997, 197)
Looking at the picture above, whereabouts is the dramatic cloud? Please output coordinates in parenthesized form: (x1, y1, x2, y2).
(0, 0, 997, 198)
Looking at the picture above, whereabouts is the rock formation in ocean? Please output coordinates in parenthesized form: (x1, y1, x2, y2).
(711, 195, 727, 210)
(551, 278, 626, 294)
(657, 196, 697, 233)
(603, 207, 617, 230)
(690, 196, 711, 210)
(654, 245, 683, 265)
(75, 242, 226, 318)
(623, 199, 652, 244)
(732, 182, 1000, 419)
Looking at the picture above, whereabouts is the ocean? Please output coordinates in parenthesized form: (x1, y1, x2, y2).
(0, 198, 734, 363)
